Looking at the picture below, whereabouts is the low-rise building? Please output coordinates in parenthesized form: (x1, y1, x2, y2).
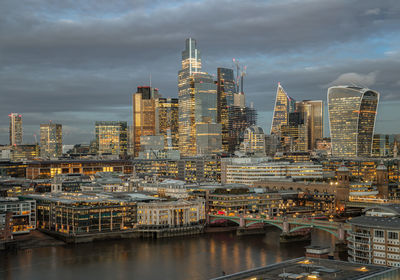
(137, 199, 205, 227)
(0, 197, 36, 234)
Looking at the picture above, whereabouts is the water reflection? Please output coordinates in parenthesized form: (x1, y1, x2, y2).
(0, 228, 335, 280)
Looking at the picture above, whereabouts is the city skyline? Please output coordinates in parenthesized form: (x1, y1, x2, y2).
(1, 1, 400, 144)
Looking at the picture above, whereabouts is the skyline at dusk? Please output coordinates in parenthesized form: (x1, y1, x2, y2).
(1, 0, 400, 144)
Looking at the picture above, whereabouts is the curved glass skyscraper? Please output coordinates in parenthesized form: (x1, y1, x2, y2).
(328, 86, 379, 158)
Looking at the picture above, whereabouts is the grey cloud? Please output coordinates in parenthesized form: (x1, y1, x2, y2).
(1, 0, 400, 143)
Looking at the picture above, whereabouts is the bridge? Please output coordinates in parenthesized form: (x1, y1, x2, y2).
(208, 214, 351, 241)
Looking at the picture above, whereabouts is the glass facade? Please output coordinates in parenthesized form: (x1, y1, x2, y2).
(217, 68, 236, 153)
(296, 100, 324, 150)
(132, 87, 157, 157)
(95, 121, 128, 157)
(270, 83, 296, 135)
(40, 123, 62, 158)
(328, 86, 379, 158)
(178, 38, 219, 156)
(156, 98, 179, 150)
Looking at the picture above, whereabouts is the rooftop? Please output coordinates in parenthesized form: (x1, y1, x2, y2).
(211, 257, 397, 280)
(348, 215, 400, 230)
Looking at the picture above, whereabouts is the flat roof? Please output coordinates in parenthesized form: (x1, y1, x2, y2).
(211, 257, 397, 280)
(348, 215, 400, 230)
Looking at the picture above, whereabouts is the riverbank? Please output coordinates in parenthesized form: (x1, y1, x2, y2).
(1, 230, 65, 251)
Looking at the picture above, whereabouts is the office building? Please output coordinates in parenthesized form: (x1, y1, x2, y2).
(217, 68, 236, 152)
(178, 38, 219, 156)
(271, 83, 296, 135)
(196, 123, 222, 155)
(373, 134, 395, 158)
(328, 86, 379, 158)
(240, 126, 266, 156)
(95, 121, 128, 157)
(296, 100, 324, 150)
(0, 197, 36, 234)
(40, 122, 62, 158)
(9, 113, 23, 146)
(132, 86, 158, 157)
(137, 199, 205, 227)
(228, 106, 257, 152)
(281, 112, 308, 152)
(155, 97, 179, 150)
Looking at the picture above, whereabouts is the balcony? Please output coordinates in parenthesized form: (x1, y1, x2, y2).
(348, 250, 372, 260)
(348, 244, 371, 252)
(349, 231, 371, 238)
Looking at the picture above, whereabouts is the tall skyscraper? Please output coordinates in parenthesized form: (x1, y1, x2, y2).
(40, 122, 62, 158)
(95, 121, 128, 157)
(296, 100, 324, 150)
(281, 112, 308, 152)
(217, 68, 236, 153)
(328, 86, 379, 158)
(228, 106, 257, 153)
(132, 86, 157, 157)
(9, 113, 23, 146)
(156, 98, 179, 150)
(270, 83, 296, 135)
(178, 38, 220, 156)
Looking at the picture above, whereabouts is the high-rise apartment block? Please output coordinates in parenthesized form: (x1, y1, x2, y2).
(328, 86, 379, 158)
(178, 38, 220, 156)
(40, 122, 62, 158)
(271, 83, 296, 135)
(95, 121, 128, 157)
(9, 113, 23, 146)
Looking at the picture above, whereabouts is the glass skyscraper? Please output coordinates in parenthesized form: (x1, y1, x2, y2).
(270, 83, 296, 135)
(217, 68, 236, 153)
(178, 38, 219, 156)
(95, 121, 128, 157)
(328, 86, 379, 158)
(296, 100, 324, 150)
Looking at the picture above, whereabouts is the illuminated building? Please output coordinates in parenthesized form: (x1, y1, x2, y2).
(328, 86, 379, 158)
(0, 197, 36, 234)
(11, 144, 39, 161)
(207, 189, 282, 216)
(240, 126, 265, 156)
(132, 86, 159, 157)
(373, 134, 395, 158)
(296, 100, 324, 150)
(281, 112, 308, 152)
(221, 158, 323, 185)
(27, 192, 138, 237)
(271, 83, 296, 135)
(95, 121, 128, 157)
(228, 105, 257, 152)
(155, 98, 179, 150)
(9, 113, 23, 146)
(196, 123, 222, 155)
(178, 38, 219, 156)
(137, 199, 205, 227)
(40, 122, 62, 158)
(348, 205, 400, 267)
(26, 159, 133, 179)
(217, 68, 236, 152)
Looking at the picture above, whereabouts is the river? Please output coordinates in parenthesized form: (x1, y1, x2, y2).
(0, 228, 336, 280)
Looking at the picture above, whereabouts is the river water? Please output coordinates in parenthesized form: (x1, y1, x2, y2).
(0, 228, 336, 280)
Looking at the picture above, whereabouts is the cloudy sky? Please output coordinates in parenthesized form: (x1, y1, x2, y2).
(1, 0, 400, 144)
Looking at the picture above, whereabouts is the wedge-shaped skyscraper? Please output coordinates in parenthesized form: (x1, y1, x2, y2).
(328, 86, 379, 158)
(270, 83, 295, 135)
